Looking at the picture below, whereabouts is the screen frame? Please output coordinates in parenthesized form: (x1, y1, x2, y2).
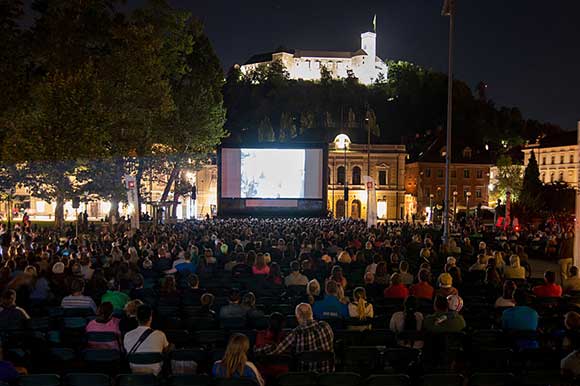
(217, 143, 328, 217)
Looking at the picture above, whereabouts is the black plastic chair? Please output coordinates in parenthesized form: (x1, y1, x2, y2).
(468, 373, 515, 386)
(64, 373, 109, 386)
(83, 349, 122, 374)
(214, 378, 260, 386)
(384, 348, 420, 374)
(169, 374, 212, 386)
(277, 372, 318, 386)
(117, 373, 159, 386)
(19, 374, 60, 386)
(318, 372, 362, 386)
(293, 351, 335, 372)
(422, 373, 464, 386)
(519, 371, 569, 386)
(365, 374, 410, 386)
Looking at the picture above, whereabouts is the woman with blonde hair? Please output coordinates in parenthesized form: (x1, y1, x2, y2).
(306, 279, 321, 304)
(494, 251, 506, 274)
(348, 287, 374, 330)
(212, 334, 264, 386)
(504, 255, 526, 280)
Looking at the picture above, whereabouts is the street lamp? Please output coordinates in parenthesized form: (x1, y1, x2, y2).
(334, 134, 351, 219)
(466, 191, 472, 219)
(429, 193, 435, 224)
(453, 191, 458, 221)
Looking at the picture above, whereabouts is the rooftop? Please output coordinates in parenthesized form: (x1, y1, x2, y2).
(525, 130, 578, 149)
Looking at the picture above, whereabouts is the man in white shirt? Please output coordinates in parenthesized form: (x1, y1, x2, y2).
(285, 261, 309, 287)
(123, 305, 172, 375)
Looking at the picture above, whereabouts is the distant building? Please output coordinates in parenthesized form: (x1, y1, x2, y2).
(405, 138, 492, 220)
(240, 31, 388, 85)
(522, 130, 579, 188)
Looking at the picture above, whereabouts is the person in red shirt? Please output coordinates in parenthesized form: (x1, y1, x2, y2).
(533, 271, 562, 297)
(410, 269, 434, 300)
(255, 312, 288, 381)
(384, 273, 409, 299)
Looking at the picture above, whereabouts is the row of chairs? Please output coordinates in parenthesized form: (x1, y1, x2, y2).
(11, 371, 572, 386)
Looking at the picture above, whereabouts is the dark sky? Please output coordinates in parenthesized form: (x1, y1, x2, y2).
(24, 0, 580, 129)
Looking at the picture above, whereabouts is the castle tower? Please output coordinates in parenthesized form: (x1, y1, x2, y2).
(361, 32, 377, 83)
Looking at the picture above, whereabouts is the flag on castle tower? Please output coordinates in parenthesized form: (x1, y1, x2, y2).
(372, 14, 377, 32)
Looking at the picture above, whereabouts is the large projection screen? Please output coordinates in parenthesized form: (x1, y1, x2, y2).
(218, 145, 327, 216)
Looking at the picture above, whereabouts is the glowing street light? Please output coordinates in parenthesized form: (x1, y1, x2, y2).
(334, 134, 351, 219)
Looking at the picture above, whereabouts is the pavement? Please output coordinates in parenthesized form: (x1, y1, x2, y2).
(529, 258, 560, 280)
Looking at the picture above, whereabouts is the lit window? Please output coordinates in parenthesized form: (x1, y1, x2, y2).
(476, 170, 483, 179)
(476, 190, 482, 198)
(464, 169, 470, 178)
(561, 155, 565, 164)
(425, 168, 431, 177)
(378, 170, 387, 185)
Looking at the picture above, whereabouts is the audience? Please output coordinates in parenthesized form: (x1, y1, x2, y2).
(422, 295, 466, 333)
(533, 271, 563, 297)
(383, 273, 409, 299)
(86, 301, 121, 350)
(494, 280, 517, 308)
(564, 266, 580, 294)
(213, 334, 264, 386)
(61, 278, 97, 313)
(284, 261, 308, 287)
(348, 287, 374, 330)
(409, 269, 434, 300)
(313, 280, 348, 319)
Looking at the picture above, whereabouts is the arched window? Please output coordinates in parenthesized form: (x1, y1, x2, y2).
(337, 166, 345, 185)
(559, 172, 564, 181)
(352, 166, 361, 185)
(351, 199, 361, 219)
(335, 199, 345, 218)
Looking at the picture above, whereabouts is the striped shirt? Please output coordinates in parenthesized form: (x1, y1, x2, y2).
(255, 320, 334, 373)
(61, 295, 97, 313)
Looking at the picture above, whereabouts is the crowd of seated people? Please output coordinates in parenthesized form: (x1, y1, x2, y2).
(0, 217, 576, 385)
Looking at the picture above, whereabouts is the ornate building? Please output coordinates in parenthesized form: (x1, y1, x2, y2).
(522, 130, 579, 187)
(328, 142, 408, 220)
(240, 31, 388, 85)
(405, 139, 492, 220)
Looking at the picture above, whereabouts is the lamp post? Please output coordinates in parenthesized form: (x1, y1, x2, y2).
(441, 0, 455, 243)
(429, 193, 434, 224)
(466, 191, 472, 219)
(334, 134, 351, 220)
(453, 191, 458, 221)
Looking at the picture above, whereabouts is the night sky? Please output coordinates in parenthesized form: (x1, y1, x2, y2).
(24, 0, 580, 130)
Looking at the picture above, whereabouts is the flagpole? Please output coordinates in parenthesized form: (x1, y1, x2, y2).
(442, 0, 454, 244)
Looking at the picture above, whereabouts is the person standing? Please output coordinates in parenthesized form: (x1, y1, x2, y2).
(559, 230, 575, 283)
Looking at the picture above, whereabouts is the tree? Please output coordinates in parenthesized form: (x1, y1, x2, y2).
(489, 155, 523, 204)
(519, 150, 543, 214)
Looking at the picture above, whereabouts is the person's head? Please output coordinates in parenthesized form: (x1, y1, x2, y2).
(570, 266, 579, 278)
(97, 301, 114, 322)
(70, 278, 85, 295)
(295, 303, 314, 324)
(161, 276, 176, 293)
(363, 271, 374, 284)
(331, 265, 343, 280)
(241, 292, 256, 309)
(201, 293, 215, 308)
(399, 261, 409, 273)
(353, 287, 369, 320)
(433, 295, 449, 312)
(418, 268, 430, 283)
(228, 289, 241, 304)
(133, 274, 144, 289)
(390, 273, 402, 286)
(446, 256, 456, 267)
(24, 265, 37, 277)
(222, 334, 250, 378)
(255, 253, 266, 269)
(188, 274, 200, 289)
(269, 262, 281, 278)
(325, 280, 339, 297)
(375, 261, 387, 277)
(447, 295, 464, 312)
(565, 311, 580, 330)
(509, 255, 520, 268)
(136, 304, 153, 326)
(268, 312, 285, 335)
(307, 279, 320, 297)
(502, 280, 516, 300)
(290, 260, 300, 273)
(0, 289, 16, 308)
(513, 289, 529, 306)
(124, 299, 144, 318)
(544, 271, 556, 284)
(438, 273, 453, 289)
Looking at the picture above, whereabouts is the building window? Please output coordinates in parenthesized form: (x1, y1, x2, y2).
(425, 187, 431, 198)
(463, 187, 470, 197)
(451, 170, 456, 178)
(463, 169, 470, 178)
(561, 155, 565, 164)
(551, 156, 555, 164)
(462, 147, 472, 159)
(559, 172, 564, 181)
(476, 189, 482, 198)
(476, 169, 483, 179)
(542, 157, 546, 165)
(437, 169, 443, 178)
(378, 170, 387, 185)
(436, 188, 442, 198)
(541, 173, 545, 182)
(425, 168, 431, 178)
(328, 167, 331, 185)
(571, 154, 575, 164)
(352, 166, 361, 185)
(550, 173, 554, 183)
(337, 166, 345, 185)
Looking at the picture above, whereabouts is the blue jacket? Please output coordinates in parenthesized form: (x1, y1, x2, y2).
(313, 295, 348, 319)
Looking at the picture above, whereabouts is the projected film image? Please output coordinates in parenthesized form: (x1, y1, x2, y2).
(240, 149, 305, 198)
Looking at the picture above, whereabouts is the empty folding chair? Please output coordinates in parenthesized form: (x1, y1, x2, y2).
(164, 330, 192, 348)
(422, 373, 464, 386)
(117, 374, 159, 386)
(384, 348, 420, 374)
(469, 373, 515, 386)
(64, 373, 109, 386)
(293, 351, 334, 372)
(19, 374, 60, 386)
(277, 372, 318, 386)
(169, 374, 212, 386)
(365, 374, 410, 386)
(170, 348, 206, 374)
(318, 372, 361, 386)
(83, 349, 121, 374)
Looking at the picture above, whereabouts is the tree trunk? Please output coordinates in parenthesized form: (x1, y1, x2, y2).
(171, 191, 180, 220)
(160, 163, 180, 203)
(135, 159, 145, 221)
(54, 195, 65, 229)
(109, 198, 119, 225)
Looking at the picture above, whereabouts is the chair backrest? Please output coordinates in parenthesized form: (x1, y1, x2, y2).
(127, 352, 165, 365)
(84, 349, 121, 362)
(469, 372, 515, 386)
(117, 373, 159, 386)
(214, 378, 260, 386)
(86, 331, 119, 343)
(318, 372, 362, 386)
(365, 374, 410, 386)
(277, 372, 318, 386)
(422, 373, 464, 386)
(19, 374, 61, 386)
(64, 373, 109, 386)
(169, 374, 212, 386)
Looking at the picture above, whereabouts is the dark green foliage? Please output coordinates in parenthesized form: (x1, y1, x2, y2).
(519, 150, 543, 213)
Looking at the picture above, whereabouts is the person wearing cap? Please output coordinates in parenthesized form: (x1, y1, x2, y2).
(435, 273, 458, 298)
(447, 295, 464, 312)
(422, 295, 466, 333)
(61, 278, 97, 313)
